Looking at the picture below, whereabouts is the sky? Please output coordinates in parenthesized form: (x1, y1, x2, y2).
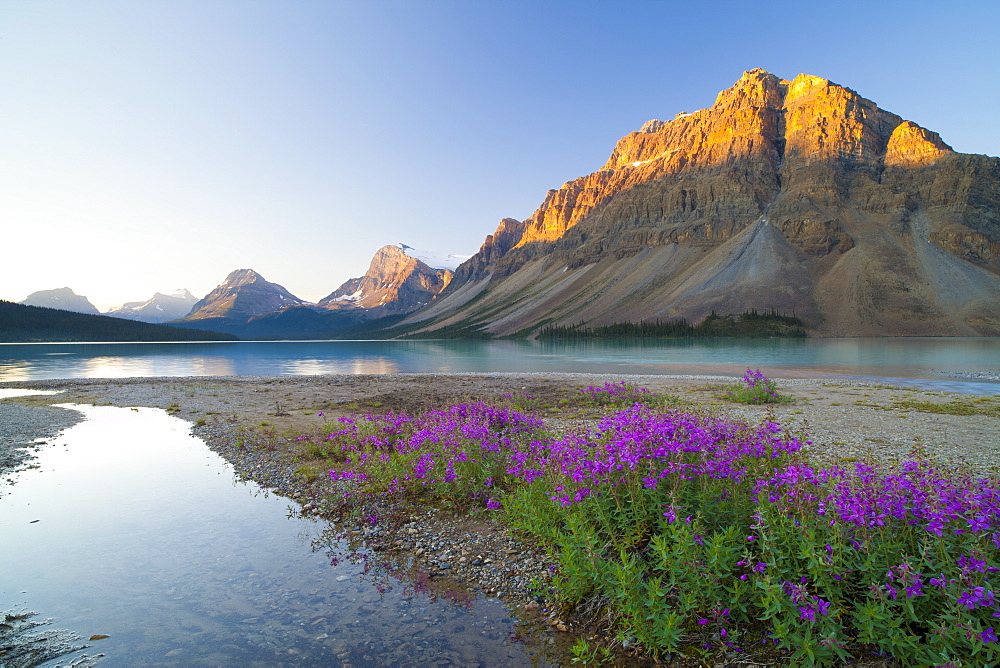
(2, 0, 998, 311)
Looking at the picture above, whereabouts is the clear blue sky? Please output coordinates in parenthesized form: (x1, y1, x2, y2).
(2, 0, 998, 310)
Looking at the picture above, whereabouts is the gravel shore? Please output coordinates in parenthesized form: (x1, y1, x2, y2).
(2, 372, 997, 664)
(0, 399, 83, 486)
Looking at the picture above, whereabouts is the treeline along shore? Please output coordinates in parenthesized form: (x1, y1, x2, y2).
(0, 300, 237, 342)
(536, 310, 808, 340)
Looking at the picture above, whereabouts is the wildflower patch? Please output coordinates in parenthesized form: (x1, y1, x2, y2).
(303, 384, 998, 665)
(720, 368, 792, 405)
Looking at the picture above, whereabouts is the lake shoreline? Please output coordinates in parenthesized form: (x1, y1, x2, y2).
(4, 371, 998, 473)
(0, 400, 84, 484)
(2, 372, 998, 663)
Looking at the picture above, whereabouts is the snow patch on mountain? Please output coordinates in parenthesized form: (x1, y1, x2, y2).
(398, 244, 469, 271)
(335, 290, 365, 302)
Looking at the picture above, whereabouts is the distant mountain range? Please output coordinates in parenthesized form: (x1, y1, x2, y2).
(168, 245, 459, 338)
(10, 70, 998, 342)
(9, 243, 461, 340)
(19, 287, 199, 323)
(106, 289, 198, 323)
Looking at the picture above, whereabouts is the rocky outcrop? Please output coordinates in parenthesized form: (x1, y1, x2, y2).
(105, 289, 198, 323)
(451, 218, 526, 283)
(20, 287, 99, 315)
(318, 244, 453, 316)
(182, 269, 304, 321)
(405, 69, 1000, 337)
(884, 121, 952, 168)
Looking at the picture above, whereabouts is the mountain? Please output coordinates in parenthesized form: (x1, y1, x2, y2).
(181, 269, 305, 321)
(402, 69, 1000, 337)
(317, 244, 456, 317)
(170, 269, 306, 336)
(0, 300, 236, 343)
(105, 289, 198, 323)
(19, 287, 99, 315)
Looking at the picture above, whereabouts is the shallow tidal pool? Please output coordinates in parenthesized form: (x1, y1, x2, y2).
(0, 403, 551, 666)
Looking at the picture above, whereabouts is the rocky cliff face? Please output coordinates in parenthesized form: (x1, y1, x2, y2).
(182, 269, 304, 321)
(404, 69, 1000, 336)
(20, 287, 99, 315)
(318, 244, 453, 317)
(451, 218, 526, 283)
(106, 289, 198, 323)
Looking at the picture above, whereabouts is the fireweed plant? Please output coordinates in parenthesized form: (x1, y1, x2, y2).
(314, 382, 1000, 664)
(722, 368, 792, 405)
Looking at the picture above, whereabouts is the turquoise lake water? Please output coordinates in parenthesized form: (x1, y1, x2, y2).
(0, 338, 998, 394)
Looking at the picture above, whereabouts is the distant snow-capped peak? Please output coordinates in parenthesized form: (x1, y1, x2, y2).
(397, 243, 469, 271)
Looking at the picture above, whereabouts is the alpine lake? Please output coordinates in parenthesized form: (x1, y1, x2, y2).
(1, 338, 997, 666)
(1, 338, 998, 393)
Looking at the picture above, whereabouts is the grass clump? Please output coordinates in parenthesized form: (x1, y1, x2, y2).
(295, 464, 326, 483)
(894, 398, 1000, 417)
(496, 382, 682, 417)
(720, 368, 792, 405)
(575, 381, 681, 411)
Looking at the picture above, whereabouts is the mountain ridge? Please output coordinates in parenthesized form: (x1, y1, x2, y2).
(168, 244, 463, 339)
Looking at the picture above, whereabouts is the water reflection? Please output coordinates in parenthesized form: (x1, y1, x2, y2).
(285, 357, 400, 375)
(78, 354, 239, 378)
(0, 405, 549, 666)
(0, 361, 33, 383)
(0, 338, 997, 394)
